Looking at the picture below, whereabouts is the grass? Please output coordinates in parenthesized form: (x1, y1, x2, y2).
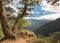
(0, 28, 4, 38)
(0, 23, 4, 38)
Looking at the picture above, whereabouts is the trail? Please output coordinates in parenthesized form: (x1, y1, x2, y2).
(0, 38, 29, 43)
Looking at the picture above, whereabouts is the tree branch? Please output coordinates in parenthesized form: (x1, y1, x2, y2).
(12, 0, 28, 34)
(51, 0, 59, 5)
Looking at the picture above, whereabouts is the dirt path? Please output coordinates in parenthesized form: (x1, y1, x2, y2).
(0, 38, 29, 43)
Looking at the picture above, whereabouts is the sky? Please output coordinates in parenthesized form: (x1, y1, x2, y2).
(25, 0, 60, 20)
(6, 0, 60, 20)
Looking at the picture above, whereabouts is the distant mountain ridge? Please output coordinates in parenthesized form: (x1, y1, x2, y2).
(25, 19, 51, 31)
(34, 18, 60, 36)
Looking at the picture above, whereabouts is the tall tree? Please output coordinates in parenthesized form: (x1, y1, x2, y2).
(0, 0, 14, 38)
(0, 0, 40, 39)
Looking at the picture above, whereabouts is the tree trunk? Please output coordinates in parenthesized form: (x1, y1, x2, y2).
(0, 0, 13, 38)
(12, 0, 28, 34)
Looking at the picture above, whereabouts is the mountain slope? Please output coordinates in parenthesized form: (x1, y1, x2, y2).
(25, 19, 51, 31)
(34, 18, 60, 36)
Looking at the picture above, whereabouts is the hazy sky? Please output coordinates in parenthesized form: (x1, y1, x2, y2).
(7, 0, 60, 20)
(25, 0, 60, 20)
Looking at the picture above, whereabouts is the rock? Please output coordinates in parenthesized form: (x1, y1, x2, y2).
(19, 30, 36, 38)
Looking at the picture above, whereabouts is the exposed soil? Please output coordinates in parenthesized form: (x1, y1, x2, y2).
(0, 38, 29, 43)
(0, 30, 36, 43)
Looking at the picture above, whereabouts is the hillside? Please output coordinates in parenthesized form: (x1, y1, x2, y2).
(34, 18, 60, 36)
(25, 19, 51, 31)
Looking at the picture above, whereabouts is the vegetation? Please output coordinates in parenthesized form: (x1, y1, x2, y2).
(0, 0, 40, 40)
(33, 32, 60, 43)
(0, 0, 60, 43)
(34, 18, 60, 36)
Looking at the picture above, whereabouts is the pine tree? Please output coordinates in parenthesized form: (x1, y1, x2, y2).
(0, 0, 40, 39)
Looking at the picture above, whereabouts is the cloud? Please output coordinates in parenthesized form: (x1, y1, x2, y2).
(5, 5, 19, 12)
(26, 11, 40, 15)
(42, 5, 60, 13)
(36, 13, 60, 20)
(31, 11, 34, 14)
(5, 4, 19, 16)
(26, 11, 34, 14)
(41, 0, 60, 13)
(36, 12, 40, 14)
(24, 13, 60, 20)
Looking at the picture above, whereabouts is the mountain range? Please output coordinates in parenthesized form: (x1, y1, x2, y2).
(25, 19, 52, 31)
(34, 18, 60, 36)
